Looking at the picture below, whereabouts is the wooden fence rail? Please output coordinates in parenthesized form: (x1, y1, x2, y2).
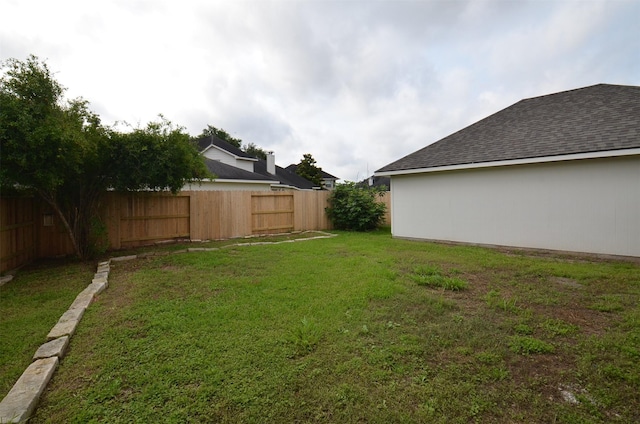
(1, 190, 390, 273)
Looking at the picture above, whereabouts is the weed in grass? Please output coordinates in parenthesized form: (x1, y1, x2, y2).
(541, 318, 579, 337)
(455, 346, 473, 356)
(287, 317, 322, 358)
(475, 351, 502, 365)
(485, 289, 520, 313)
(590, 294, 625, 312)
(509, 336, 555, 355)
(334, 383, 362, 409)
(424, 294, 457, 314)
(411, 264, 469, 290)
(514, 323, 534, 335)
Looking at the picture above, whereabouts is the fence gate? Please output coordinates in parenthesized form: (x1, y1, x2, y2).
(251, 193, 294, 235)
(119, 194, 191, 247)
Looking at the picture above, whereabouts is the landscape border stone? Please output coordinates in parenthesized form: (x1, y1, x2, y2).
(0, 357, 58, 423)
(33, 337, 70, 361)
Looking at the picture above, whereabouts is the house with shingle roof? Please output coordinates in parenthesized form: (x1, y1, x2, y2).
(376, 84, 640, 257)
(285, 164, 339, 190)
(185, 135, 317, 191)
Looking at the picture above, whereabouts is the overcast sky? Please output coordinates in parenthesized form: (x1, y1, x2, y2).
(2, 0, 638, 181)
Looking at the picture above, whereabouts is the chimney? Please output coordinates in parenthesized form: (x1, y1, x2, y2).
(266, 151, 276, 175)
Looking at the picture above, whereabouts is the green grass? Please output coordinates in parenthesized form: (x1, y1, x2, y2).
(0, 260, 95, 397)
(411, 264, 469, 290)
(4, 229, 639, 423)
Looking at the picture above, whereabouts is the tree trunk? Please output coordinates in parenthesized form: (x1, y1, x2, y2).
(38, 190, 83, 259)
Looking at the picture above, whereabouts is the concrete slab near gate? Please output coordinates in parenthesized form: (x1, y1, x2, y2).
(33, 336, 69, 360)
(0, 357, 58, 423)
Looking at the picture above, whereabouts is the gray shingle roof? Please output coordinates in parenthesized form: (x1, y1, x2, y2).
(197, 135, 256, 160)
(255, 160, 316, 189)
(377, 84, 640, 173)
(285, 164, 339, 180)
(204, 159, 275, 181)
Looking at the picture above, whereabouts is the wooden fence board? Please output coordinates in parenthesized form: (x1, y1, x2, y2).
(252, 193, 294, 234)
(116, 194, 190, 248)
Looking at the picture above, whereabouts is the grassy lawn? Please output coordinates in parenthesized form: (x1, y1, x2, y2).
(6, 229, 639, 423)
(0, 260, 95, 397)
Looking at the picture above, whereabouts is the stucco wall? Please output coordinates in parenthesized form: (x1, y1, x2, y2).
(390, 155, 640, 257)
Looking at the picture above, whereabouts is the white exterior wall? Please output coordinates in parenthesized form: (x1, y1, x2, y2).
(202, 148, 255, 172)
(390, 156, 640, 257)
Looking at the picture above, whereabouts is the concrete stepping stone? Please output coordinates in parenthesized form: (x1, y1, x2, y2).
(0, 357, 58, 423)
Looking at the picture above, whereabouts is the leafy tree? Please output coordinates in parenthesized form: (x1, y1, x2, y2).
(295, 153, 323, 187)
(325, 181, 387, 231)
(243, 142, 268, 160)
(0, 55, 209, 259)
(195, 124, 242, 148)
(107, 118, 209, 194)
(194, 124, 274, 160)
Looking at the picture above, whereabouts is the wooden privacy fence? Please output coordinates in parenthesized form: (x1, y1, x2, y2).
(105, 193, 191, 248)
(0, 197, 36, 273)
(1, 190, 391, 273)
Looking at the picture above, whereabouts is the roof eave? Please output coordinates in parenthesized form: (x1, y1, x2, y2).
(376, 148, 640, 177)
(208, 179, 276, 184)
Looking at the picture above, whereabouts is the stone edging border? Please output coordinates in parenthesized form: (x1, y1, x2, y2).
(0, 231, 337, 423)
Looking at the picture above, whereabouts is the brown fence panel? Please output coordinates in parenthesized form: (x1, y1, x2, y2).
(117, 193, 190, 248)
(188, 191, 252, 241)
(293, 190, 332, 231)
(251, 192, 295, 235)
(0, 197, 36, 273)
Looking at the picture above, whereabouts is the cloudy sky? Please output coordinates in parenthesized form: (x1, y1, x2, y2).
(2, 0, 638, 181)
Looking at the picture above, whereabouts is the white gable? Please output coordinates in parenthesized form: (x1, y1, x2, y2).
(202, 145, 255, 172)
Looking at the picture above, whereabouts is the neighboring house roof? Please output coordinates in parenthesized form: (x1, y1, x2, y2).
(358, 176, 390, 190)
(377, 84, 640, 174)
(196, 136, 315, 189)
(321, 170, 338, 180)
(197, 135, 257, 161)
(255, 160, 317, 190)
(285, 164, 339, 180)
(204, 158, 276, 182)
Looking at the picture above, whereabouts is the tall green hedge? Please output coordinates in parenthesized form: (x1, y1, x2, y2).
(325, 182, 387, 231)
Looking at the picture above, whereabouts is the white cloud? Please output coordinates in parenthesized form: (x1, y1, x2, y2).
(1, 0, 638, 181)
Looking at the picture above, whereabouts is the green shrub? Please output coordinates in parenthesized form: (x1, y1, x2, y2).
(325, 181, 387, 231)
